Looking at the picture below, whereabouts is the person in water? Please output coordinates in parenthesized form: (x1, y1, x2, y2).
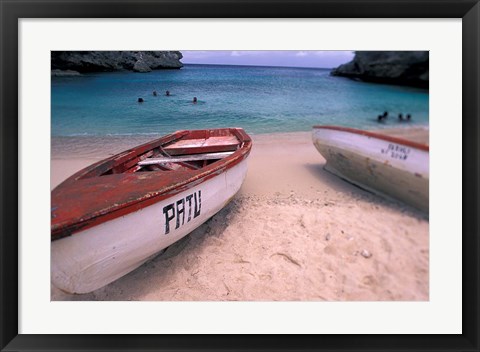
(406, 113, 412, 121)
(377, 114, 384, 122)
(193, 97, 198, 104)
(153, 91, 157, 96)
(138, 98, 144, 103)
(383, 111, 389, 119)
(166, 90, 170, 96)
(398, 113, 403, 121)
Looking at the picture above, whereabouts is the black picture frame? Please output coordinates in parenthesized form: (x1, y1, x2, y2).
(1, 0, 478, 351)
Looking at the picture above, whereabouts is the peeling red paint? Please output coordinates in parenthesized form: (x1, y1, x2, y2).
(51, 128, 252, 241)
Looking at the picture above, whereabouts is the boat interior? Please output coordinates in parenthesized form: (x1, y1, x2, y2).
(137, 134, 240, 173)
(83, 129, 246, 178)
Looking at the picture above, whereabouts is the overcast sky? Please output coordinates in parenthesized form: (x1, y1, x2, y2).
(181, 51, 354, 69)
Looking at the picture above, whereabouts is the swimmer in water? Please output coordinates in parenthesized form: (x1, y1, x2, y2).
(406, 113, 412, 121)
(138, 98, 144, 103)
(153, 91, 157, 96)
(166, 90, 170, 96)
(398, 113, 403, 121)
(193, 97, 197, 104)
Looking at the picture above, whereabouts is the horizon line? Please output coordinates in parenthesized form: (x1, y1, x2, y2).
(181, 62, 335, 70)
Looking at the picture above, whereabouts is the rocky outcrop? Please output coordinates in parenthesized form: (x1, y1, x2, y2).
(51, 51, 183, 73)
(331, 51, 428, 88)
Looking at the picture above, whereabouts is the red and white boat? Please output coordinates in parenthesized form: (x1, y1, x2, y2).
(51, 128, 252, 294)
(312, 125, 429, 212)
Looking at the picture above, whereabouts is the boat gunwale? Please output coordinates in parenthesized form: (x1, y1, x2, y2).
(312, 125, 429, 152)
(51, 128, 252, 241)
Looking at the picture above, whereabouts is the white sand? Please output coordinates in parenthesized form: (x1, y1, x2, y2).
(51, 130, 429, 301)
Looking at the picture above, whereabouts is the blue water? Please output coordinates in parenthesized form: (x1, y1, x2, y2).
(51, 64, 429, 137)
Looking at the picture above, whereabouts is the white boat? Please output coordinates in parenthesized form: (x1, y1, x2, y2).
(312, 125, 429, 212)
(51, 128, 252, 294)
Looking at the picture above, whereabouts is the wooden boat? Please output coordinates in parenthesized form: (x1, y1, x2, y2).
(51, 128, 252, 294)
(312, 125, 429, 212)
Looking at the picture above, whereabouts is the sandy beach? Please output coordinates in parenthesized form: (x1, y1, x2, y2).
(51, 128, 429, 301)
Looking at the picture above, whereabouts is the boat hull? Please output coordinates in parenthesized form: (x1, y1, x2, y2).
(52, 158, 248, 294)
(312, 126, 429, 212)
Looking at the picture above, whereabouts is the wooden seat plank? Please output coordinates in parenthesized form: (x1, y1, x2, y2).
(164, 136, 239, 150)
(138, 151, 234, 166)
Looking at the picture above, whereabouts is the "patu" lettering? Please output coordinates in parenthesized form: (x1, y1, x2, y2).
(162, 190, 202, 235)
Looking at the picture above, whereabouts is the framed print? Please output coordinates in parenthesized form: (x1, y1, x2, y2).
(1, 0, 479, 351)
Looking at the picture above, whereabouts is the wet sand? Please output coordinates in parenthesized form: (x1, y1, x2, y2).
(51, 128, 429, 301)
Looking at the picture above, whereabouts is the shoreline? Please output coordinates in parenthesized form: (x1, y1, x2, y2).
(51, 125, 429, 158)
(51, 127, 429, 301)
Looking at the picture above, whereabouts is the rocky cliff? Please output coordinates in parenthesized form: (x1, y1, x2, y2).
(51, 51, 183, 73)
(331, 51, 428, 88)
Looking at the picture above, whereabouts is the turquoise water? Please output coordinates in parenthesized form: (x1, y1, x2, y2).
(51, 64, 429, 137)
